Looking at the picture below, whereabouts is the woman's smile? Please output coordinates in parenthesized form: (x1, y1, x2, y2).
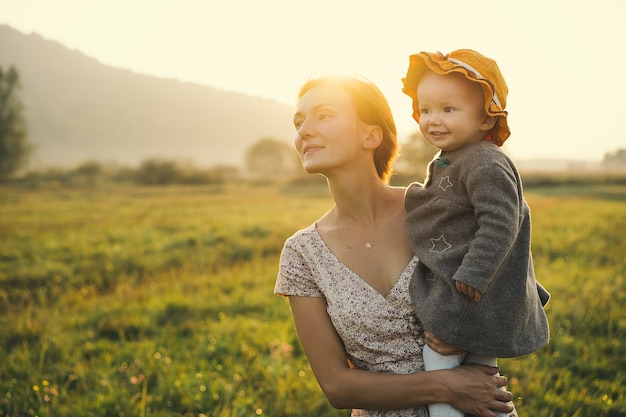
(302, 144, 323, 156)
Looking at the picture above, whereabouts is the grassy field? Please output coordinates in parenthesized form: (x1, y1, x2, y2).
(0, 182, 624, 416)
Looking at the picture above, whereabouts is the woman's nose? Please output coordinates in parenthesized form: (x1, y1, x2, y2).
(297, 119, 314, 138)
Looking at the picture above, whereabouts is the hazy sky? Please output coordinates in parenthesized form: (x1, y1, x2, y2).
(1, 0, 624, 161)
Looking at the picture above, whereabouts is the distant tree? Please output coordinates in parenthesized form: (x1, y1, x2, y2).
(135, 158, 183, 185)
(245, 138, 300, 178)
(0, 65, 32, 181)
(204, 164, 241, 183)
(182, 164, 241, 184)
(393, 130, 439, 184)
(73, 161, 103, 185)
(603, 148, 626, 168)
(133, 158, 239, 185)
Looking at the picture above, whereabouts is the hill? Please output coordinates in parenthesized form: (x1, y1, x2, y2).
(0, 25, 296, 168)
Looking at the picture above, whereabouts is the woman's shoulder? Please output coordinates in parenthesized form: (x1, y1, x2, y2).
(382, 185, 411, 206)
(389, 185, 408, 195)
(276, 223, 329, 298)
(284, 223, 318, 247)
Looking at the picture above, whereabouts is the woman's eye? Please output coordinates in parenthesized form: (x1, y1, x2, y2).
(318, 112, 333, 120)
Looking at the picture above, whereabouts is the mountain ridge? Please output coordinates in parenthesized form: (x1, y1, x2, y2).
(0, 24, 296, 168)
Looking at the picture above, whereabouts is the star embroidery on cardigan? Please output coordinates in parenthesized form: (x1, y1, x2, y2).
(438, 176, 453, 191)
(429, 235, 452, 253)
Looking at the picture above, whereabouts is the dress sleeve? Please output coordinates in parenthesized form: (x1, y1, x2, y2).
(274, 236, 324, 298)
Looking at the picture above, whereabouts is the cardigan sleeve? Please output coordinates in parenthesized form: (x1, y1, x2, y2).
(451, 156, 522, 294)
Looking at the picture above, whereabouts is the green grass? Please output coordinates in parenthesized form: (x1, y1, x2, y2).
(0, 183, 624, 416)
(500, 189, 626, 416)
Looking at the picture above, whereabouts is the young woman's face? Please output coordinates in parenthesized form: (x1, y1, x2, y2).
(417, 72, 494, 152)
(293, 86, 372, 176)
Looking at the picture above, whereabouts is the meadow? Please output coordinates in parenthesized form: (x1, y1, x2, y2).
(0, 181, 624, 417)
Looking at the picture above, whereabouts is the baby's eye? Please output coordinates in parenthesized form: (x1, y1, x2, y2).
(444, 107, 454, 113)
(419, 108, 429, 115)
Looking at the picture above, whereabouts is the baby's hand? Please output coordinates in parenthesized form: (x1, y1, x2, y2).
(425, 330, 465, 355)
(455, 280, 481, 302)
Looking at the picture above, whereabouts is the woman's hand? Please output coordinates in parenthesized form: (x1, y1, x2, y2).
(288, 297, 516, 414)
(425, 331, 516, 416)
(443, 364, 514, 417)
(425, 330, 465, 355)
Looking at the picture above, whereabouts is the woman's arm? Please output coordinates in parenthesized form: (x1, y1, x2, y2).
(289, 295, 514, 416)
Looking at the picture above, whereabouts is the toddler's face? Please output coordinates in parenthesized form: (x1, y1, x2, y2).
(416, 71, 495, 152)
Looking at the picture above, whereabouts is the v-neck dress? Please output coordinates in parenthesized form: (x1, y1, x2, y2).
(275, 224, 428, 417)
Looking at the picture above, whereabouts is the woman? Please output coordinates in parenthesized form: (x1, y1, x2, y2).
(274, 75, 516, 417)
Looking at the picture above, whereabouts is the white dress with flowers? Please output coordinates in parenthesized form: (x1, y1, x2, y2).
(275, 224, 428, 417)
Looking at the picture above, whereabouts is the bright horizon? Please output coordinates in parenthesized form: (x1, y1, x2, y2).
(1, 0, 625, 162)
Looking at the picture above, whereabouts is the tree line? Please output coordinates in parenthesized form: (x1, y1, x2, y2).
(2, 65, 625, 187)
(0, 65, 438, 187)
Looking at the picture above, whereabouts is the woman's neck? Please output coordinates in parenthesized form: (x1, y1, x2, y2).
(326, 174, 395, 227)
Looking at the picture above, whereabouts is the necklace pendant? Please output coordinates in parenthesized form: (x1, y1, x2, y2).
(365, 242, 373, 249)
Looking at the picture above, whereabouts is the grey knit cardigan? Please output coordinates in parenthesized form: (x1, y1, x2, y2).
(404, 141, 550, 357)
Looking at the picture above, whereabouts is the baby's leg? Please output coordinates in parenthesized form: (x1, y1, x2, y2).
(464, 354, 508, 417)
(423, 344, 466, 417)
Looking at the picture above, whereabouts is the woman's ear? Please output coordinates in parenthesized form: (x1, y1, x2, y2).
(363, 125, 383, 149)
(480, 115, 498, 131)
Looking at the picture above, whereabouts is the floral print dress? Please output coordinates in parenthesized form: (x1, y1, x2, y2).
(275, 224, 428, 417)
